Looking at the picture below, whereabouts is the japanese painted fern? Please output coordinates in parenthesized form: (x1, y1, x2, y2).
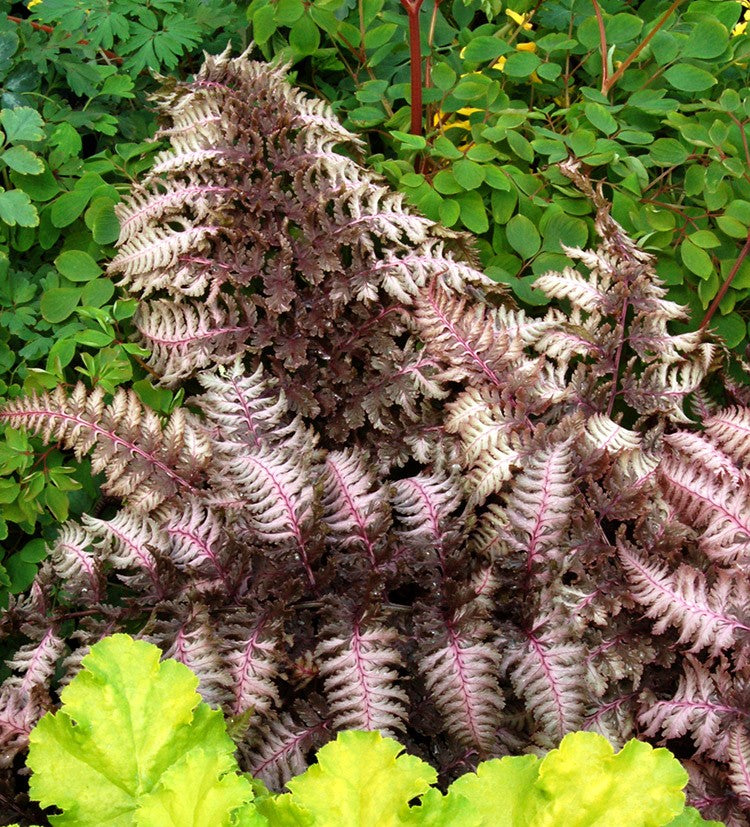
(0, 51, 748, 825)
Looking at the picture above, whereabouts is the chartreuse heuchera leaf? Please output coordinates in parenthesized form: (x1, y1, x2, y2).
(26, 634, 258, 826)
(19, 635, 723, 827)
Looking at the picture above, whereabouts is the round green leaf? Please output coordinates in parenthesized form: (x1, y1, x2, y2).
(584, 103, 617, 136)
(605, 13, 643, 43)
(85, 197, 121, 245)
(55, 250, 102, 282)
(714, 312, 746, 347)
(689, 230, 721, 249)
(40, 287, 82, 323)
(456, 189, 489, 233)
(683, 19, 729, 59)
(431, 62, 457, 91)
(506, 214, 541, 258)
(453, 158, 486, 190)
(502, 52, 542, 77)
(649, 138, 688, 166)
(664, 64, 717, 92)
(0, 189, 38, 227)
(462, 36, 510, 62)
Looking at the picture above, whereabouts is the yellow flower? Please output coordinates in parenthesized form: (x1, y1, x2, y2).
(505, 8, 533, 29)
(733, 0, 750, 35)
(27, 0, 42, 6)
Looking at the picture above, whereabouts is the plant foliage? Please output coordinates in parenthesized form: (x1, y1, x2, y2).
(0, 50, 749, 824)
(15, 633, 720, 827)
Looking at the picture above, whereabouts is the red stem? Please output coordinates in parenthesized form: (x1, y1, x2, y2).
(700, 230, 750, 332)
(400, 0, 425, 135)
(7, 14, 122, 63)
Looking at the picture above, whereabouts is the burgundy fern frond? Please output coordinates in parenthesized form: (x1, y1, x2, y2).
(316, 619, 408, 734)
(619, 544, 750, 655)
(728, 725, 750, 806)
(419, 609, 503, 754)
(321, 449, 389, 565)
(224, 617, 281, 718)
(504, 617, 588, 745)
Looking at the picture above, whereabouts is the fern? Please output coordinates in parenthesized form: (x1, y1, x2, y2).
(0, 51, 748, 824)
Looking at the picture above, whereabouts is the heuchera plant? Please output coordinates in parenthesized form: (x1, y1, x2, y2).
(0, 50, 748, 823)
(14, 634, 721, 827)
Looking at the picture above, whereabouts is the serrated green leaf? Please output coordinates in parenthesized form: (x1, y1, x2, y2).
(1, 146, 43, 175)
(133, 750, 260, 827)
(27, 635, 240, 826)
(444, 755, 540, 826)
(401, 787, 478, 826)
(535, 732, 688, 827)
(0, 190, 38, 227)
(0, 107, 44, 142)
(286, 731, 436, 826)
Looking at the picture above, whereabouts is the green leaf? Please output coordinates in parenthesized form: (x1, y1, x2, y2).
(27, 635, 246, 827)
(717, 215, 747, 238)
(665, 806, 725, 826)
(55, 250, 102, 282)
(663, 64, 717, 92)
(535, 732, 688, 827)
(252, 4, 277, 45)
(1, 146, 43, 175)
(39, 288, 82, 323)
(649, 138, 688, 167)
(0, 107, 44, 142)
(506, 130, 534, 163)
(506, 214, 541, 258)
(0, 190, 38, 227)
(446, 754, 540, 826)
(285, 731, 436, 826)
(713, 312, 747, 348)
(85, 197, 121, 244)
(453, 159, 486, 190)
(680, 239, 714, 279)
(605, 13, 643, 43)
(10, 165, 61, 202)
(289, 15, 321, 56)
(502, 52, 542, 77)
(583, 103, 617, 135)
(134, 750, 262, 827)
(462, 36, 510, 62)
(431, 63, 457, 91)
(688, 230, 721, 249)
(401, 787, 477, 826)
(81, 278, 115, 308)
(455, 190, 488, 233)
(683, 20, 729, 59)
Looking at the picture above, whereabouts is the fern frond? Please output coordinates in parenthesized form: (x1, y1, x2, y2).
(244, 714, 328, 790)
(584, 414, 641, 454)
(639, 655, 742, 759)
(218, 443, 316, 584)
(135, 296, 254, 385)
(534, 266, 613, 314)
(499, 437, 575, 573)
(414, 283, 523, 388)
(0, 385, 209, 509)
(224, 617, 282, 718)
(82, 510, 166, 594)
(419, 610, 503, 753)
(664, 431, 741, 482)
(49, 523, 103, 602)
(316, 619, 408, 734)
(704, 407, 750, 467)
(195, 361, 291, 447)
(391, 471, 462, 554)
(321, 449, 389, 564)
(504, 619, 588, 744)
(618, 545, 750, 655)
(165, 498, 229, 579)
(659, 455, 750, 562)
(728, 725, 750, 805)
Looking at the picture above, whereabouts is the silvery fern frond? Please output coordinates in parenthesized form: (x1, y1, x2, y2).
(0, 385, 210, 509)
(316, 619, 408, 735)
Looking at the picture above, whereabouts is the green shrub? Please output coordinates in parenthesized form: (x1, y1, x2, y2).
(247, 0, 750, 363)
(17, 634, 721, 826)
